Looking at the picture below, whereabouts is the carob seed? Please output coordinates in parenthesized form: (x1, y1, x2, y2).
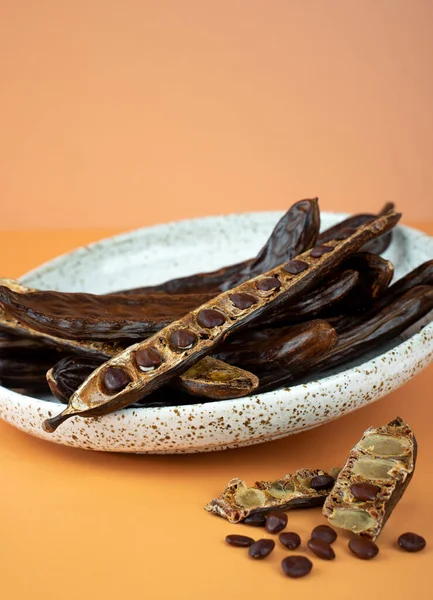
(101, 367, 131, 395)
(169, 329, 197, 350)
(243, 513, 267, 527)
(310, 245, 334, 258)
(225, 534, 255, 548)
(197, 309, 226, 329)
(348, 537, 379, 560)
(311, 525, 337, 544)
(279, 532, 301, 550)
(350, 482, 381, 502)
(310, 475, 335, 491)
(248, 539, 275, 559)
(135, 347, 162, 371)
(281, 556, 313, 578)
(256, 277, 281, 292)
(230, 293, 257, 310)
(398, 532, 426, 553)
(307, 538, 336, 560)
(265, 511, 288, 534)
(284, 259, 309, 274)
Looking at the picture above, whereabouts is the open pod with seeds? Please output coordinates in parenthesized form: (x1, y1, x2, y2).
(204, 469, 333, 523)
(322, 417, 417, 541)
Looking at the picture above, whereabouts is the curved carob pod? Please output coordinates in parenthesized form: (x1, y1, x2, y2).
(219, 198, 320, 291)
(42, 211, 401, 432)
(0, 307, 122, 359)
(258, 285, 433, 392)
(332, 259, 433, 332)
(47, 355, 259, 403)
(0, 281, 212, 341)
(215, 320, 338, 374)
(117, 198, 320, 295)
(205, 469, 334, 523)
(322, 417, 417, 541)
(318, 202, 395, 255)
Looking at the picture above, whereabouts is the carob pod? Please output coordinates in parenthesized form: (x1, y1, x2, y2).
(322, 417, 417, 541)
(215, 320, 338, 374)
(204, 469, 333, 523)
(117, 198, 320, 295)
(258, 284, 433, 392)
(0, 280, 213, 341)
(42, 211, 400, 432)
(47, 355, 259, 403)
(260, 269, 360, 326)
(0, 356, 58, 393)
(343, 252, 394, 300)
(0, 332, 56, 358)
(0, 307, 122, 360)
(318, 202, 395, 255)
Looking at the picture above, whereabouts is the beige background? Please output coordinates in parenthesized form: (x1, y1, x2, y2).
(1, 0, 433, 230)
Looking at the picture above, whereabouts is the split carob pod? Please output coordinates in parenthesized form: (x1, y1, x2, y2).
(47, 355, 259, 403)
(42, 211, 401, 432)
(322, 417, 417, 541)
(0, 307, 121, 360)
(204, 469, 334, 523)
(215, 320, 339, 374)
(117, 198, 320, 295)
(318, 202, 395, 255)
(257, 284, 433, 392)
(0, 279, 213, 341)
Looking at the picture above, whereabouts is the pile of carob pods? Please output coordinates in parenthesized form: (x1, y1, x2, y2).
(206, 417, 426, 578)
(0, 199, 432, 434)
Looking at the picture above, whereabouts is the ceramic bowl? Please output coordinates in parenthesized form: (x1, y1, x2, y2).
(0, 212, 432, 453)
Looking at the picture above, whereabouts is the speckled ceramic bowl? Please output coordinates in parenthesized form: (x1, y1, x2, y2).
(0, 212, 432, 453)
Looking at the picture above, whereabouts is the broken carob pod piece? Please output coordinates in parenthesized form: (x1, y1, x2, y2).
(260, 269, 360, 326)
(343, 252, 394, 300)
(42, 211, 400, 432)
(322, 417, 417, 541)
(0, 307, 122, 360)
(257, 285, 433, 393)
(318, 202, 396, 255)
(216, 320, 338, 375)
(173, 356, 259, 399)
(0, 279, 213, 341)
(204, 469, 334, 523)
(48, 355, 259, 403)
(117, 198, 320, 294)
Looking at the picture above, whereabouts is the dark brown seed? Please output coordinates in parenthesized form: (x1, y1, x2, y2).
(230, 293, 257, 310)
(350, 482, 381, 502)
(284, 259, 309, 274)
(334, 227, 357, 240)
(243, 513, 266, 527)
(310, 245, 334, 258)
(307, 538, 335, 560)
(279, 532, 301, 550)
(398, 532, 426, 553)
(197, 309, 226, 328)
(311, 525, 337, 544)
(169, 329, 197, 350)
(348, 537, 379, 560)
(310, 475, 335, 491)
(265, 511, 288, 534)
(101, 367, 131, 395)
(225, 534, 255, 548)
(135, 347, 162, 371)
(281, 556, 313, 578)
(256, 277, 281, 292)
(248, 539, 275, 559)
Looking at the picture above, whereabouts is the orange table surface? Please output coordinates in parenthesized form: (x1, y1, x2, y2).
(1, 223, 432, 600)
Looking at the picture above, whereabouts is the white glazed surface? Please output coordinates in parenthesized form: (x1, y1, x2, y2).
(0, 212, 432, 453)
